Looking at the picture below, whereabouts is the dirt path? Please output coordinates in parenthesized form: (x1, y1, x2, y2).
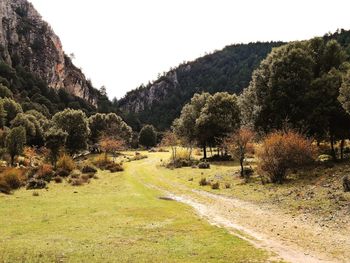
(166, 190, 339, 263)
(132, 156, 350, 262)
(156, 179, 350, 260)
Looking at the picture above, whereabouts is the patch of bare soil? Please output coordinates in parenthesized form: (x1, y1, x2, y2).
(160, 186, 350, 263)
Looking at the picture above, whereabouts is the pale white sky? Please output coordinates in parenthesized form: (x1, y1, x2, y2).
(29, 0, 350, 99)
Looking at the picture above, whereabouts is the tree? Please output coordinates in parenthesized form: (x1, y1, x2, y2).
(338, 69, 350, 114)
(0, 84, 13, 99)
(245, 38, 350, 159)
(161, 131, 179, 164)
(0, 103, 6, 129)
(6, 126, 26, 166)
(99, 136, 124, 162)
(52, 109, 90, 154)
(173, 93, 210, 158)
(257, 130, 315, 184)
(44, 128, 68, 167)
(0, 98, 23, 126)
(23, 146, 36, 167)
(139, 125, 157, 148)
(89, 113, 132, 143)
(226, 128, 255, 177)
(195, 92, 241, 158)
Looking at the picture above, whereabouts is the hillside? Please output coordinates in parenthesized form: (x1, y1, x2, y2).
(117, 42, 284, 130)
(0, 0, 100, 110)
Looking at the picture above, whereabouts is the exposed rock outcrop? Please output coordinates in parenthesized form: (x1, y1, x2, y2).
(0, 0, 98, 105)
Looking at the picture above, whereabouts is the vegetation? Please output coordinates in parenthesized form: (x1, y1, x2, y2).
(226, 128, 255, 177)
(257, 130, 315, 183)
(118, 42, 284, 130)
(0, 160, 270, 262)
(6, 126, 26, 166)
(173, 92, 240, 159)
(138, 125, 157, 148)
(52, 109, 90, 154)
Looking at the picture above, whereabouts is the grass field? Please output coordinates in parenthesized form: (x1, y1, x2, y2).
(0, 154, 272, 262)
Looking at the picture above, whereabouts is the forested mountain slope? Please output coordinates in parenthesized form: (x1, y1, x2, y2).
(118, 42, 284, 130)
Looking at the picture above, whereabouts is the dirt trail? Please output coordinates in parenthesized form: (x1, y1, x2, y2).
(135, 156, 350, 262)
(153, 182, 348, 262)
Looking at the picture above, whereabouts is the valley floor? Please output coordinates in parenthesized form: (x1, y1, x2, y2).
(0, 154, 272, 262)
(1, 151, 349, 262)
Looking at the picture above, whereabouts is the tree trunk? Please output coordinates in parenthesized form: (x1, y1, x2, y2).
(203, 144, 207, 159)
(330, 136, 337, 161)
(240, 157, 244, 177)
(340, 139, 345, 160)
(11, 155, 14, 167)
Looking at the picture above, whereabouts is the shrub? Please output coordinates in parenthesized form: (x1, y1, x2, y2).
(81, 165, 97, 174)
(36, 164, 54, 182)
(225, 183, 231, 189)
(257, 130, 315, 184)
(57, 154, 76, 172)
(92, 154, 109, 169)
(0, 179, 11, 194)
(32, 191, 39, 196)
(343, 175, 350, 192)
(70, 169, 81, 179)
(198, 162, 210, 169)
(211, 182, 220, 189)
(55, 168, 70, 177)
(2, 172, 21, 189)
(106, 163, 124, 173)
(242, 167, 254, 178)
(26, 178, 46, 189)
(53, 176, 63, 183)
(0, 169, 24, 193)
(199, 178, 208, 186)
(70, 178, 84, 186)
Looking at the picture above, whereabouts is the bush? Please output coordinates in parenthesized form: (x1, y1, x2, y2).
(69, 178, 84, 186)
(199, 178, 208, 186)
(343, 175, 350, 192)
(92, 154, 109, 169)
(26, 178, 46, 189)
(0, 180, 11, 194)
(36, 164, 54, 182)
(242, 167, 254, 178)
(55, 168, 70, 177)
(70, 169, 81, 178)
(2, 172, 21, 189)
(211, 182, 220, 189)
(0, 169, 23, 193)
(57, 154, 76, 172)
(198, 162, 210, 169)
(257, 130, 315, 184)
(53, 176, 63, 183)
(106, 162, 124, 173)
(81, 165, 97, 174)
(225, 183, 231, 189)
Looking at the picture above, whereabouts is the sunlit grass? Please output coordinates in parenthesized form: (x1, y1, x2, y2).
(0, 155, 271, 262)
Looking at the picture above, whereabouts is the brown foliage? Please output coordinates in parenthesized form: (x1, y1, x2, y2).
(57, 154, 76, 172)
(226, 128, 255, 177)
(257, 130, 315, 183)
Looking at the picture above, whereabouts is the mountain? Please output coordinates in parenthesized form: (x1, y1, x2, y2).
(0, 0, 99, 106)
(117, 41, 284, 131)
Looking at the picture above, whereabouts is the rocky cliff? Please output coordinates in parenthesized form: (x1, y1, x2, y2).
(0, 0, 98, 105)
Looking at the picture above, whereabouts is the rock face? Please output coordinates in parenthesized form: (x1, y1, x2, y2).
(0, 0, 98, 105)
(121, 71, 180, 113)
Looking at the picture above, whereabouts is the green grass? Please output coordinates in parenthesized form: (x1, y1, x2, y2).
(0, 156, 271, 262)
(143, 151, 350, 220)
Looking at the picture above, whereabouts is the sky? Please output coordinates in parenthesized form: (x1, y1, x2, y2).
(29, 0, 350, 99)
